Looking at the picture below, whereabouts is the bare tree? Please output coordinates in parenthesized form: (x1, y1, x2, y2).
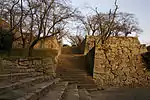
(114, 12, 142, 36)
(0, 0, 23, 32)
(0, 0, 27, 46)
(0, 0, 78, 55)
(67, 34, 83, 46)
(80, 0, 141, 44)
(27, 0, 78, 55)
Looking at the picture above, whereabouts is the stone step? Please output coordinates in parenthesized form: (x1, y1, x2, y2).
(79, 89, 91, 100)
(0, 73, 42, 84)
(0, 72, 42, 79)
(57, 75, 89, 79)
(58, 78, 91, 82)
(0, 73, 29, 79)
(0, 78, 60, 100)
(56, 68, 87, 72)
(40, 81, 68, 100)
(62, 84, 79, 100)
(2, 65, 43, 71)
(60, 79, 95, 84)
(2, 65, 29, 69)
(56, 68, 88, 72)
(0, 68, 36, 74)
(56, 71, 88, 74)
(61, 47, 81, 54)
(56, 67, 87, 71)
(77, 84, 98, 90)
(56, 69, 87, 73)
(56, 73, 89, 76)
(58, 76, 94, 80)
(0, 76, 52, 93)
(17, 78, 60, 100)
(57, 72, 88, 75)
(61, 81, 96, 87)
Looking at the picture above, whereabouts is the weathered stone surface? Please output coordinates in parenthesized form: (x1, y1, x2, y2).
(0, 57, 57, 76)
(86, 36, 150, 88)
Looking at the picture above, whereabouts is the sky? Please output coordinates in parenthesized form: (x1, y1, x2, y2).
(70, 0, 150, 44)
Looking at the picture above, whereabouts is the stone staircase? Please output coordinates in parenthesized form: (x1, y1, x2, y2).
(0, 61, 58, 100)
(56, 54, 98, 91)
(0, 46, 99, 100)
(1, 46, 150, 100)
(0, 64, 95, 100)
(61, 46, 81, 54)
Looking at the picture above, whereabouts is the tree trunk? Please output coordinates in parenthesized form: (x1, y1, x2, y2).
(28, 38, 39, 56)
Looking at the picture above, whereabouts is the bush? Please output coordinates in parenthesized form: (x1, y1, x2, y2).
(0, 28, 13, 51)
(63, 44, 70, 47)
(147, 46, 150, 52)
(72, 44, 77, 47)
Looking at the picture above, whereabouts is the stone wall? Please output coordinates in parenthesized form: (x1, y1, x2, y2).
(1, 36, 60, 76)
(0, 57, 57, 76)
(94, 37, 149, 88)
(83, 36, 97, 55)
(85, 36, 150, 88)
(11, 36, 61, 63)
(13, 36, 61, 55)
(34, 37, 60, 50)
(86, 47, 95, 75)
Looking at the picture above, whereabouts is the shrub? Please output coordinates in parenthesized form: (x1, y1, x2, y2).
(0, 28, 13, 51)
(63, 44, 70, 47)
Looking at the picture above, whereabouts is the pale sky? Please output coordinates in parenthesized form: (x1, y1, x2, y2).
(70, 0, 150, 44)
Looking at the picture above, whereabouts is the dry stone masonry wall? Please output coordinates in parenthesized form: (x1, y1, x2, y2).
(84, 36, 150, 88)
(93, 37, 149, 88)
(1, 36, 61, 77)
(0, 57, 57, 76)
